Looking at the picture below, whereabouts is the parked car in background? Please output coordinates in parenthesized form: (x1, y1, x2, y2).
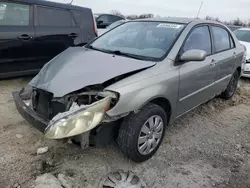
(0, 0, 97, 78)
(234, 28, 250, 77)
(98, 19, 127, 35)
(228, 25, 241, 31)
(94, 13, 125, 29)
(13, 18, 245, 162)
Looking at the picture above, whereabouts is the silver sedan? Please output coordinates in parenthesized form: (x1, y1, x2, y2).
(13, 18, 245, 162)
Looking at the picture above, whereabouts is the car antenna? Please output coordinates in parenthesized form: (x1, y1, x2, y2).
(196, 1, 204, 18)
(68, 0, 74, 4)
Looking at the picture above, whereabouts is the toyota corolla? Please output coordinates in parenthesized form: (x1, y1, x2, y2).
(13, 18, 245, 162)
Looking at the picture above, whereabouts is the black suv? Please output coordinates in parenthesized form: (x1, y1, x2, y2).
(0, 0, 97, 78)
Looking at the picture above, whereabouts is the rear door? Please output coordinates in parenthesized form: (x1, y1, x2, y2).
(0, 1, 35, 77)
(210, 25, 239, 93)
(33, 5, 81, 69)
(177, 25, 218, 116)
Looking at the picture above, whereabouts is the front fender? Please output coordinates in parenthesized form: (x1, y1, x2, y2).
(106, 74, 179, 120)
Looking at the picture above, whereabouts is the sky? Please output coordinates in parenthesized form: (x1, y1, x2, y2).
(52, 0, 250, 22)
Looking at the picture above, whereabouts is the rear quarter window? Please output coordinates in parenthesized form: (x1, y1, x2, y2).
(38, 6, 74, 27)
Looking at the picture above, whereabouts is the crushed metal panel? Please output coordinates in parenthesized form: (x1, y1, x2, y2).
(29, 47, 156, 97)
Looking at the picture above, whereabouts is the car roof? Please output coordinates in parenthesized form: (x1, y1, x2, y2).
(135, 17, 225, 25)
(94, 13, 125, 19)
(13, 0, 90, 11)
(236, 27, 250, 31)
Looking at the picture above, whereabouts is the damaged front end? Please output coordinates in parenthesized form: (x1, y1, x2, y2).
(13, 86, 119, 141)
(45, 90, 118, 139)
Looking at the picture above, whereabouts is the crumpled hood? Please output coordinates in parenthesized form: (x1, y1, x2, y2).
(29, 47, 156, 97)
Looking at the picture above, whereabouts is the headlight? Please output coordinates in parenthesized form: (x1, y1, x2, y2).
(44, 96, 111, 139)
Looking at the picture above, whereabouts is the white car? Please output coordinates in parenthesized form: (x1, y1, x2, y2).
(234, 28, 250, 77)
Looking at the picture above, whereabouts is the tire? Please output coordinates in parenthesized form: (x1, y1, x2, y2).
(117, 103, 167, 162)
(220, 70, 239, 100)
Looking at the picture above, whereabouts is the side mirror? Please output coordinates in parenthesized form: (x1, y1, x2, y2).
(180, 49, 207, 62)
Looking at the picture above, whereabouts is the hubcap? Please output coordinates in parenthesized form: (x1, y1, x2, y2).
(99, 171, 143, 188)
(137, 115, 164, 155)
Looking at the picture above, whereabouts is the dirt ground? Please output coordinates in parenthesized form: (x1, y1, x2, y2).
(1, 77, 250, 188)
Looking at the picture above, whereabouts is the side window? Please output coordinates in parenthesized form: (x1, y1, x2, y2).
(182, 26, 212, 55)
(97, 15, 109, 23)
(109, 15, 122, 22)
(230, 36, 235, 48)
(38, 6, 74, 27)
(0, 2, 29, 26)
(211, 26, 230, 52)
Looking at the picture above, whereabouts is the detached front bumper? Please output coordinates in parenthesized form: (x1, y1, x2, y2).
(12, 91, 48, 133)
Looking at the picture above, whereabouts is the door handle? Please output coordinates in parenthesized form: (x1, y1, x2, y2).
(18, 34, 32, 40)
(210, 59, 216, 67)
(233, 52, 237, 59)
(68, 33, 78, 37)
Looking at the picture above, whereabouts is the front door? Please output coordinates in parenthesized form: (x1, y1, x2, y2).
(177, 25, 218, 116)
(0, 1, 36, 77)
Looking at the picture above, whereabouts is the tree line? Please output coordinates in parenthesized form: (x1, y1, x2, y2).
(205, 16, 247, 27)
(110, 10, 248, 27)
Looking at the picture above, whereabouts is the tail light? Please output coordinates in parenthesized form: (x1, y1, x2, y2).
(92, 14, 98, 37)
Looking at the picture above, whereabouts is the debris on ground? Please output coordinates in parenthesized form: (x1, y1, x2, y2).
(36, 147, 49, 155)
(15, 134, 23, 139)
(34, 173, 62, 188)
(57, 174, 74, 188)
(13, 182, 21, 188)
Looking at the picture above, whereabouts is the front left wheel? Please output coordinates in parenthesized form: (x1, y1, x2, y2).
(117, 103, 167, 162)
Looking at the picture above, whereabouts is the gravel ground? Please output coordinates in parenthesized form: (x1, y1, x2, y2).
(0, 77, 250, 188)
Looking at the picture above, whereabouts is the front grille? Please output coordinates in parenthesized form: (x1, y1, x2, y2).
(31, 89, 66, 120)
(32, 90, 53, 120)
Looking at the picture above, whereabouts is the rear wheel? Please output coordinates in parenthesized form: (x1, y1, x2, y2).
(221, 70, 239, 100)
(117, 103, 167, 162)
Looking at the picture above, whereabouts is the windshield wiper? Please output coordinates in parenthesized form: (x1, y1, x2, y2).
(86, 45, 111, 54)
(87, 46, 144, 60)
(111, 50, 143, 60)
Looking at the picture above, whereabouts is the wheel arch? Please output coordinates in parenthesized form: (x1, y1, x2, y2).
(139, 96, 172, 125)
(236, 66, 242, 76)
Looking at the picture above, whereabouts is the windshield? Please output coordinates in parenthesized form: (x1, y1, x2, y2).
(89, 21, 186, 61)
(234, 29, 250, 42)
(107, 20, 126, 30)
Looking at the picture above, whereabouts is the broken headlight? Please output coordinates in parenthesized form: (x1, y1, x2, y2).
(44, 91, 117, 139)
